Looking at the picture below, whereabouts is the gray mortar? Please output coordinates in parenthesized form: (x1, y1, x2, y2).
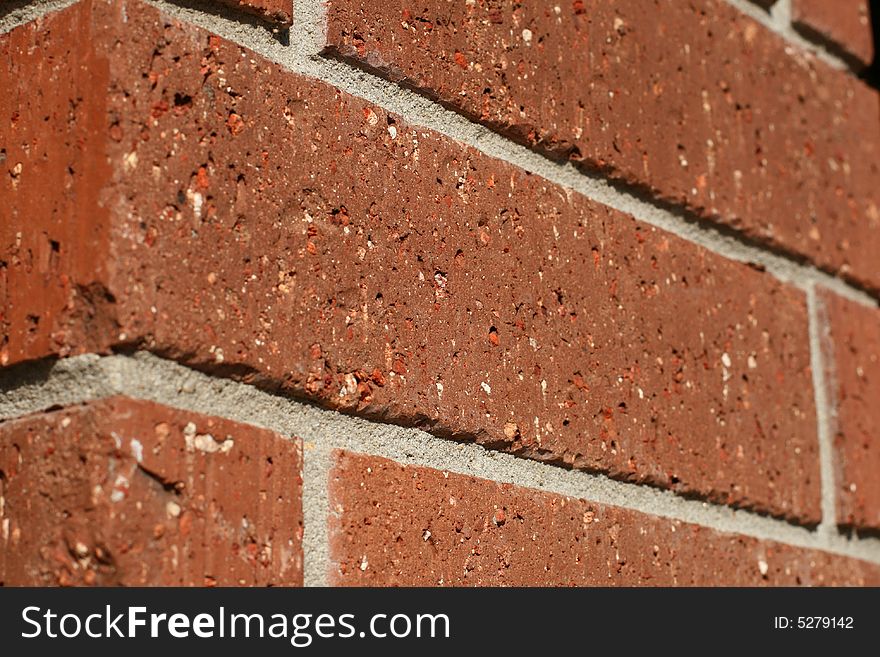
(292, 0, 327, 59)
(0, 0, 78, 33)
(301, 443, 333, 586)
(0, 354, 116, 418)
(807, 286, 841, 539)
(4, 352, 880, 578)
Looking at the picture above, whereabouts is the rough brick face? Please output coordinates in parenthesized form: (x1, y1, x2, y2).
(3, 0, 879, 588)
(325, 0, 880, 292)
(0, 4, 114, 367)
(0, 397, 303, 586)
(820, 291, 880, 532)
(792, 0, 874, 69)
(1, 0, 821, 522)
(329, 451, 880, 586)
(212, 0, 292, 27)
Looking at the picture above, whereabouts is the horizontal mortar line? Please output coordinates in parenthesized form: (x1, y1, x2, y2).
(145, 0, 879, 309)
(0, 0, 79, 33)
(0, 353, 119, 417)
(3, 351, 880, 565)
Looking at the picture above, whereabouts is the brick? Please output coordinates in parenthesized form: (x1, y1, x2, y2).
(792, 0, 874, 69)
(0, 2, 115, 367)
(820, 291, 880, 531)
(325, 0, 880, 292)
(0, 397, 303, 586)
(329, 451, 880, 586)
(0, 0, 821, 522)
(212, 0, 292, 27)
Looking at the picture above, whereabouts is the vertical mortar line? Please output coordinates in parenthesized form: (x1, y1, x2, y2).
(806, 284, 838, 540)
(301, 440, 333, 587)
(769, 0, 793, 32)
(292, 0, 341, 588)
(110, 351, 340, 585)
(292, 0, 329, 64)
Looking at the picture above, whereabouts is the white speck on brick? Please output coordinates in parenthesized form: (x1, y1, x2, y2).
(340, 373, 358, 398)
(123, 151, 138, 172)
(190, 433, 234, 454)
(111, 474, 129, 503)
(190, 191, 203, 220)
(130, 438, 144, 463)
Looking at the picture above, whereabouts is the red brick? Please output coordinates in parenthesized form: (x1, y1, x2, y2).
(0, 2, 115, 367)
(792, 0, 874, 69)
(212, 0, 292, 27)
(325, 0, 880, 292)
(0, 0, 821, 522)
(329, 451, 880, 586)
(0, 397, 303, 586)
(820, 291, 880, 531)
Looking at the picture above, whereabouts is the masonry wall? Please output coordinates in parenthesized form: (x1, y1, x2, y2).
(0, 0, 879, 586)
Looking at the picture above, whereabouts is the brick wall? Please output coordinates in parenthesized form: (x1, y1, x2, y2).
(0, 0, 878, 586)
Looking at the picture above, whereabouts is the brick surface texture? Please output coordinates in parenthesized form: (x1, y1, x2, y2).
(821, 291, 880, 531)
(325, 0, 880, 292)
(0, 397, 303, 586)
(213, 0, 292, 27)
(329, 451, 880, 586)
(1, 0, 879, 586)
